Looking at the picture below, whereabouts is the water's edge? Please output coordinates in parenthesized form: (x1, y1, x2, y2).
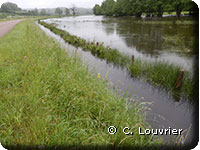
(37, 21, 195, 145)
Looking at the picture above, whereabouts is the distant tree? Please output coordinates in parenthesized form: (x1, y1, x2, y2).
(1, 2, 21, 13)
(55, 8, 63, 15)
(34, 8, 39, 16)
(70, 4, 76, 16)
(94, 0, 199, 17)
(40, 9, 47, 16)
(93, 4, 102, 15)
(27, 10, 32, 15)
(28, 8, 39, 16)
(65, 8, 70, 15)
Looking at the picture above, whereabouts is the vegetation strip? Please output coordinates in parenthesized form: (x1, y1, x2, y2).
(38, 20, 196, 102)
(0, 19, 162, 148)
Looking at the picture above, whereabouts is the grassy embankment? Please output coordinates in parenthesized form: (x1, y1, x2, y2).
(0, 13, 7, 20)
(0, 14, 64, 22)
(38, 20, 197, 102)
(0, 13, 28, 22)
(125, 18, 198, 25)
(0, 20, 161, 148)
(142, 11, 193, 16)
(102, 15, 198, 25)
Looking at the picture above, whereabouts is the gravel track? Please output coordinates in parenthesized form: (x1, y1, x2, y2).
(0, 19, 22, 38)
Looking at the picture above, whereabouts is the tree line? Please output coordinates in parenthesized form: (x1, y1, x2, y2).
(0, 2, 71, 16)
(93, 0, 198, 17)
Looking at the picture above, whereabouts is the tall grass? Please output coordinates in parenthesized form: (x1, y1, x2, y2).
(38, 20, 196, 102)
(0, 20, 162, 149)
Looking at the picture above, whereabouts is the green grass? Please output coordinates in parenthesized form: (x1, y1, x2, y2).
(125, 19, 197, 25)
(142, 11, 190, 16)
(162, 11, 191, 16)
(0, 13, 27, 22)
(38, 20, 196, 102)
(0, 13, 7, 20)
(0, 15, 60, 22)
(0, 20, 162, 149)
(101, 16, 198, 25)
(128, 60, 196, 100)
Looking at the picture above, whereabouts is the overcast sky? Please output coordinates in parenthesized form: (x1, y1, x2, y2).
(0, 0, 104, 9)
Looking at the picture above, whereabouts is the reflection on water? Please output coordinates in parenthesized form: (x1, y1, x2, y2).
(38, 19, 197, 146)
(44, 15, 198, 71)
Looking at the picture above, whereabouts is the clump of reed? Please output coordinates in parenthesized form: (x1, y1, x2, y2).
(38, 20, 197, 102)
(39, 20, 130, 67)
(128, 60, 196, 100)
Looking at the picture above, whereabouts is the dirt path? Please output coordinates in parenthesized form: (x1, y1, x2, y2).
(0, 19, 23, 38)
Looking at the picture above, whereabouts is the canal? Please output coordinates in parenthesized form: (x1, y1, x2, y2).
(38, 15, 198, 146)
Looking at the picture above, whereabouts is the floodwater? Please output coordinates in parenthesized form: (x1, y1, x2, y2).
(38, 16, 198, 146)
(44, 15, 198, 71)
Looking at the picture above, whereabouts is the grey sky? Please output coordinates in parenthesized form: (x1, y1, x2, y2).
(0, 0, 104, 9)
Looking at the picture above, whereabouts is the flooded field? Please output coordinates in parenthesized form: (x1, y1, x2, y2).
(44, 15, 198, 71)
(38, 15, 198, 146)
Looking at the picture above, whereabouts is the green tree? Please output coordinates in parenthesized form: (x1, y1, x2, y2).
(170, 0, 185, 17)
(113, 0, 133, 16)
(40, 9, 47, 16)
(152, 0, 166, 17)
(29, 8, 39, 16)
(130, 0, 146, 17)
(184, 0, 199, 15)
(101, 0, 115, 16)
(70, 4, 76, 16)
(94, 0, 199, 17)
(112, 0, 123, 16)
(144, 0, 157, 17)
(93, 4, 102, 15)
(65, 8, 70, 15)
(1, 2, 21, 13)
(34, 8, 39, 16)
(55, 8, 63, 15)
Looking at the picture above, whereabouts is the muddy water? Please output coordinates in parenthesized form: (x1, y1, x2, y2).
(37, 16, 196, 146)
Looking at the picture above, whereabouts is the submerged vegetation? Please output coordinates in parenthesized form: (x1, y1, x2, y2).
(39, 20, 197, 102)
(0, 19, 162, 148)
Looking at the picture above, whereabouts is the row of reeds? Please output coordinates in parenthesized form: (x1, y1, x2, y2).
(38, 20, 197, 102)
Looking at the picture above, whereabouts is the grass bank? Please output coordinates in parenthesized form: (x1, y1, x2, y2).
(101, 17, 198, 25)
(0, 20, 161, 148)
(38, 20, 197, 102)
(0, 13, 28, 22)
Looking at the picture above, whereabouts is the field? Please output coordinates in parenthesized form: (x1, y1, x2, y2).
(0, 19, 161, 149)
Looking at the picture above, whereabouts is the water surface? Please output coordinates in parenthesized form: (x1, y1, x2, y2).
(44, 15, 198, 71)
(38, 16, 197, 146)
